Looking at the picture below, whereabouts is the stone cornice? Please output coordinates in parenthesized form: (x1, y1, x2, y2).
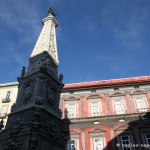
(42, 15, 58, 27)
(69, 112, 150, 127)
(130, 89, 146, 95)
(63, 76, 150, 90)
(64, 96, 80, 101)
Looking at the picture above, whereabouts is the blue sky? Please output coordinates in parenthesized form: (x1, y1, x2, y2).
(0, 0, 150, 84)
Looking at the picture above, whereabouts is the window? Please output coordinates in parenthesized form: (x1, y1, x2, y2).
(88, 98, 102, 117)
(6, 91, 11, 100)
(89, 128, 106, 150)
(66, 102, 78, 118)
(113, 97, 126, 114)
(89, 101, 101, 117)
(145, 134, 150, 145)
(133, 95, 148, 112)
(2, 91, 11, 103)
(90, 137, 106, 150)
(120, 135, 132, 150)
(67, 139, 79, 150)
(93, 138, 104, 150)
(114, 99, 125, 114)
(0, 105, 8, 117)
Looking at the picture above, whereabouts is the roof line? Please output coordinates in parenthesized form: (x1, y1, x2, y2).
(64, 75, 150, 89)
(0, 82, 18, 87)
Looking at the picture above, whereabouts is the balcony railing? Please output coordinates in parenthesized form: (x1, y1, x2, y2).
(114, 110, 127, 115)
(89, 112, 102, 117)
(136, 108, 150, 113)
(68, 114, 78, 119)
(2, 98, 11, 103)
(0, 113, 7, 119)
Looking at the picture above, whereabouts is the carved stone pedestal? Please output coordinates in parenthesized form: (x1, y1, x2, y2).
(0, 51, 69, 150)
(0, 107, 68, 150)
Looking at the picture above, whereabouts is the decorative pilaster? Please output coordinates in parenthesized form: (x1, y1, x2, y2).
(105, 93, 111, 115)
(81, 128, 86, 150)
(81, 96, 85, 118)
(126, 91, 134, 113)
(109, 125, 115, 150)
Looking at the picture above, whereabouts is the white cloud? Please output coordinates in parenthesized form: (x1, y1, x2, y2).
(78, 16, 98, 35)
(0, 41, 24, 65)
(0, 1, 41, 40)
(0, 1, 42, 80)
(101, 1, 149, 50)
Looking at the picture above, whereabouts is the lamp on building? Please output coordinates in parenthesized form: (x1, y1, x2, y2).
(94, 121, 100, 125)
(119, 119, 125, 123)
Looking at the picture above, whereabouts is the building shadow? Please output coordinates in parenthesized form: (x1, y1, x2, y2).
(105, 112, 150, 150)
(0, 119, 4, 132)
(63, 108, 75, 150)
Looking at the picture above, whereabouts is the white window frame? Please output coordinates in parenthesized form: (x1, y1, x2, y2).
(90, 136, 106, 150)
(66, 102, 78, 119)
(120, 135, 132, 150)
(145, 134, 150, 145)
(133, 95, 148, 112)
(93, 137, 104, 150)
(0, 105, 8, 117)
(88, 99, 102, 117)
(112, 97, 126, 115)
(5, 91, 11, 100)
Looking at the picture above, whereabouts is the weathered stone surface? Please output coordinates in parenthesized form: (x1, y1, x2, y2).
(0, 8, 69, 150)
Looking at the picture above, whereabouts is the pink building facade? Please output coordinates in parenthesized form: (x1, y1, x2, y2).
(60, 76, 150, 150)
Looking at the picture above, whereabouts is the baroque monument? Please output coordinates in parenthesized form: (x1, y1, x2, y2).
(0, 7, 69, 150)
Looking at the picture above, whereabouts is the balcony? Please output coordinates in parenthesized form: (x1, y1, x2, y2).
(68, 113, 78, 119)
(0, 113, 7, 119)
(114, 110, 127, 115)
(136, 108, 150, 113)
(89, 112, 102, 117)
(2, 98, 11, 103)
